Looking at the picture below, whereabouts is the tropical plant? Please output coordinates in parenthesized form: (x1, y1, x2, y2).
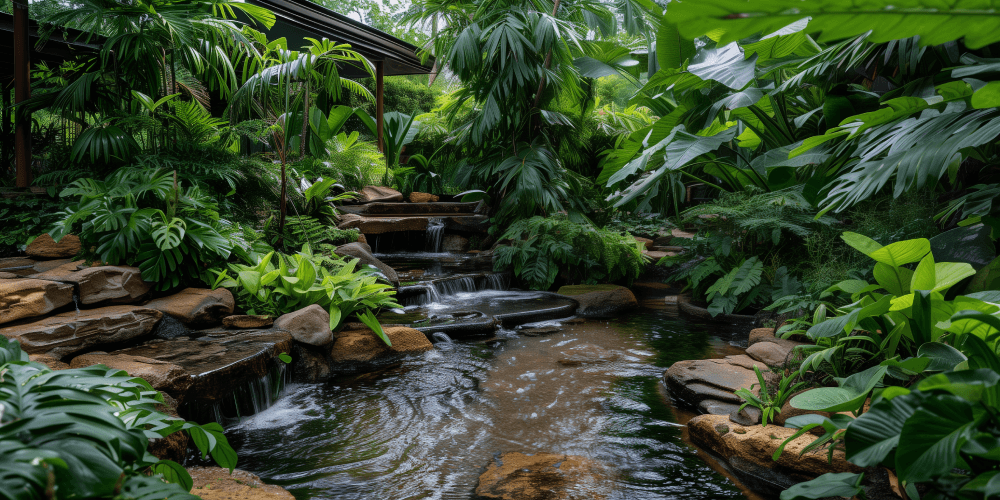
(0, 196, 64, 255)
(0, 335, 238, 500)
(299, 132, 388, 190)
(358, 110, 420, 171)
(49, 167, 238, 290)
(494, 214, 646, 290)
(734, 367, 806, 426)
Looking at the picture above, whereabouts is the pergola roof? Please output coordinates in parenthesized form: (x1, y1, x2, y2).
(0, 13, 101, 82)
(248, 0, 434, 78)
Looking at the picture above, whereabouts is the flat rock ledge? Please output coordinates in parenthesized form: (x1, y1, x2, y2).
(0, 305, 163, 360)
(664, 355, 770, 408)
(295, 326, 434, 381)
(0, 278, 74, 325)
(187, 467, 294, 500)
(474, 452, 612, 500)
(745, 327, 809, 369)
(555, 284, 637, 318)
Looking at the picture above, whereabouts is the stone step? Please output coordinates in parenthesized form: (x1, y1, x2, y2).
(339, 201, 481, 216)
(337, 214, 489, 234)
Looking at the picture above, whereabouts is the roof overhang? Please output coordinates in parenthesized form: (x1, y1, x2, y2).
(1, 13, 101, 82)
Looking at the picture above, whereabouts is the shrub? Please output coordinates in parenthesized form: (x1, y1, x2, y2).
(494, 215, 646, 290)
(0, 195, 65, 257)
(351, 76, 436, 116)
(298, 132, 388, 190)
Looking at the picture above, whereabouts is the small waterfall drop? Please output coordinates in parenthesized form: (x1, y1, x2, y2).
(434, 276, 477, 296)
(425, 218, 445, 253)
(431, 332, 454, 344)
(186, 363, 290, 425)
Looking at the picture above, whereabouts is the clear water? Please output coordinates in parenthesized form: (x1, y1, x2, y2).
(226, 299, 748, 499)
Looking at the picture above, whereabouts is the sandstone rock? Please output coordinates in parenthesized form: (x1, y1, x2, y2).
(0, 272, 18, 279)
(698, 399, 741, 415)
(0, 256, 34, 271)
(748, 327, 777, 345)
(357, 233, 368, 245)
(70, 352, 192, 395)
(338, 215, 429, 233)
(358, 186, 404, 203)
(409, 192, 439, 203)
(665, 358, 768, 405)
(634, 236, 653, 249)
(0, 278, 74, 325)
(520, 325, 562, 336)
(555, 284, 637, 318)
(144, 288, 234, 327)
(442, 234, 469, 252)
(329, 326, 433, 369)
(34, 265, 150, 305)
(30, 258, 77, 274)
(729, 406, 762, 426)
(222, 315, 274, 329)
(688, 414, 860, 478)
(334, 242, 400, 286)
(188, 467, 295, 500)
(723, 354, 770, 372)
(475, 452, 612, 500)
(0, 305, 163, 359)
(26, 234, 81, 259)
(746, 341, 797, 368)
(29, 353, 69, 370)
(273, 305, 332, 346)
(644, 250, 672, 260)
(149, 393, 188, 462)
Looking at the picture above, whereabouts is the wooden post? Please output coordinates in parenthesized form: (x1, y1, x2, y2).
(13, 1, 31, 188)
(376, 60, 384, 155)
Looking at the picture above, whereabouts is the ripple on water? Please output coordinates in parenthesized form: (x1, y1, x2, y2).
(226, 306, 748, 500)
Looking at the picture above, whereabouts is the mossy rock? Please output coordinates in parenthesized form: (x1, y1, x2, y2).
(555, 284, 637, 318)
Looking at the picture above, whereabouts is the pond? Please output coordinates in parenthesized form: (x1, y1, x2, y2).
(225, 290, 755, 499)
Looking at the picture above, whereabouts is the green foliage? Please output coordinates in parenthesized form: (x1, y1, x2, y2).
(494, 215, 646, 290)
(352, 76, 436, 116)
(0, 335, 238, 500)
(275, 215, 359, 249)
(734, 367, 806, 426)
(298, 132, 388, 190)
(214, 244, 400, 337)
(0, 196, 65, 255)
(50, 167, 238, 290)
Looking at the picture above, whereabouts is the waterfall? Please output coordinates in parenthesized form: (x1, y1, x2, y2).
(431, 332, 454, 344)
(184, 363, 290, 425)
(401, 273, 511, 307)
(434, 276, 477, 296)
(484, 273, 507, 291)
(425, 219, 445, 252)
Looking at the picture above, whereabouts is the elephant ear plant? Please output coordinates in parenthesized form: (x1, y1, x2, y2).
(0, 336, 238, 500)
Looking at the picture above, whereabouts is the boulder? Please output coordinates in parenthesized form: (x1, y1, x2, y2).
(34, 265, 150, 305)
(746, 341, 798, 369)
(329, 326, 433, 369)
(0, 278, 74, 325)
(442, 234, 469, 252)
(273, 305, 332, 346)
(292, 343, 331, 383)
(358, 186, 404, 203)
(334, 242, 400, 286)
(644, 250, 672, 260)
(665, 357, 770, 406)
(223, 315, 274, 329)
(729, 406, 762, 426)
(26, 234, 81, 259)
(555, 284, 637, 318)
(149, 393, 189, 462)
(748, 327, 777, 345)
(698, 399, 741, 416)
(409, 192, 439, 203)
(634, 236, 653, 249)
(0, 305, 163, 360)
(69, 352, 192, 396)
(187, 467, 295, 500)
(29, 353, 69, 370)
(475, 452, 612, 500)
(687, 414, 860, 478)
(144, 288, 234, 327)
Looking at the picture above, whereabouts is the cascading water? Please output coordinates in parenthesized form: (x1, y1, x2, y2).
(400, 273, 510, 306)
(425, 218, 445, 252)
(185, 363, 291, 425)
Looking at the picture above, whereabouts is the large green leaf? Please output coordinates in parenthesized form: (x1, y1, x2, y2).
(918, 342, 968, 372)
(686, 42, 757, 90)
(896, 395, 979, 483)
(779, 472, 864, 500)
(791, 365, 887, 413)
(845, 393, 921, 467)
(869, 238, 931, 267)
(656, 20, 695, 71)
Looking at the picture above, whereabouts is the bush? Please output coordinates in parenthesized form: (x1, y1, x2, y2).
(296, 132, 388, 190)
(494, 215, 646, 290)
(0, 195, 65, 257)
(351, 76, 436, 116)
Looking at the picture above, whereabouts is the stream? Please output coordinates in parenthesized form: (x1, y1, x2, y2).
(226, 288, 752, 499)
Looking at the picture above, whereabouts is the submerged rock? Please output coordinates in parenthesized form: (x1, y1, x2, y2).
(187, 467, 294, 500)
(0, 278, 74, 325)
(0, 305, 163, 359)
(222, 314, 274, 329)
(33, 265, 151, 305)
(334, 242, 400, 286)
(555, 285, 637, 318)
(273, 305, 332, 346)
(144, 288, 234, 327)
(26, 234, 80, 259)
(69, 352, 192, 396)
(329, 326, 433, 371)
(475, 452, 612, 500)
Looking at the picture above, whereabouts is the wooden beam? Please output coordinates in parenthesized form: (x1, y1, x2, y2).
(376, 60, 384, 156)
(13, 1, 32, 188)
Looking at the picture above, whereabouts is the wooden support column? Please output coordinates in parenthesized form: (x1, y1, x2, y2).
(13, 1, 32, 188)
(375, 60, 384, 156)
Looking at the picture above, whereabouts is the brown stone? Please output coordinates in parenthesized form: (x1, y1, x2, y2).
(0, 272, 18, 279)
(475, 452, 612, 500)
(26, 234, 81, 259)
(273, 305, 332, 346)
(665, 358, 767, 405)
(338, 215, 429, 233)
(0, 305, 162, 359)
(358, 185, 404, 203)
(34, 265, 151, 305)
(0, 256, 35, 271)
(723, 354, 770, 372)
(409, 192, 439, 203)
(748, 328, 777, 345)
(442, 234, 469, 252)
(69, 353, 192, 395)
(746, 341, 799, 369)
(144, 288, 234, 327)
(30, 258, 77, 274)
(222, 315, 274, 329)
(329, 326, 433, 366)
(0, 278, 74, 325)
(29, 353, 69, 370)
(357, 233, 368, 245)
(644, 250, 673, 260)
(634, 236, 653, 249)
(556, 284, 637, 318)
(188, 467, 295, 500)
(292, 343, 331, 382)
(688, 414, 860, 477)
(334, 242, 399, 286)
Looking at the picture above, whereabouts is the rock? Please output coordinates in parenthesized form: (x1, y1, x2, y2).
(475, 452, 612, 500)
(746, 341, 798, 368)
(555, 284, 637, 318)
(0, 278, 74, 325)
(652, 236, 674, 247)
(144, 288, 234, 327)
(0, 305, 162, 360)
(358, 186, 404, 203)
(292, 343, 331, 383)
(520, 325, 562, 336)
(748, 327, 777, 345)
(698, 399, 741, 416)
(26, 234, 81, 259)
(729, 406, 762, 426)
(0, 272, 18, 279)
(442, 234, 469, 252)
(69, 352, 192, 396)
(644, 250, 672, 260)
(0, 256, 35, 271)
(723, 354, 770, 372)
(223, 315, 274, 329)
(188, 467, 295, 500)
(665, 358, 770, 405)
(273, 305, 332, 346)
(357, 233, 368, 245)
(29, 353, 69, 370)
(30, 258, 77, 274)
(634, 236, 653, 249)
(557, 343, 619, 366)
(688, 414, 861, 478)
(409, 192, 439, 203)
(334, 242, 400, 286)
(148, 393, 188, 462)
(329, 326, 433, 370)
(33, 265, 150, 305)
